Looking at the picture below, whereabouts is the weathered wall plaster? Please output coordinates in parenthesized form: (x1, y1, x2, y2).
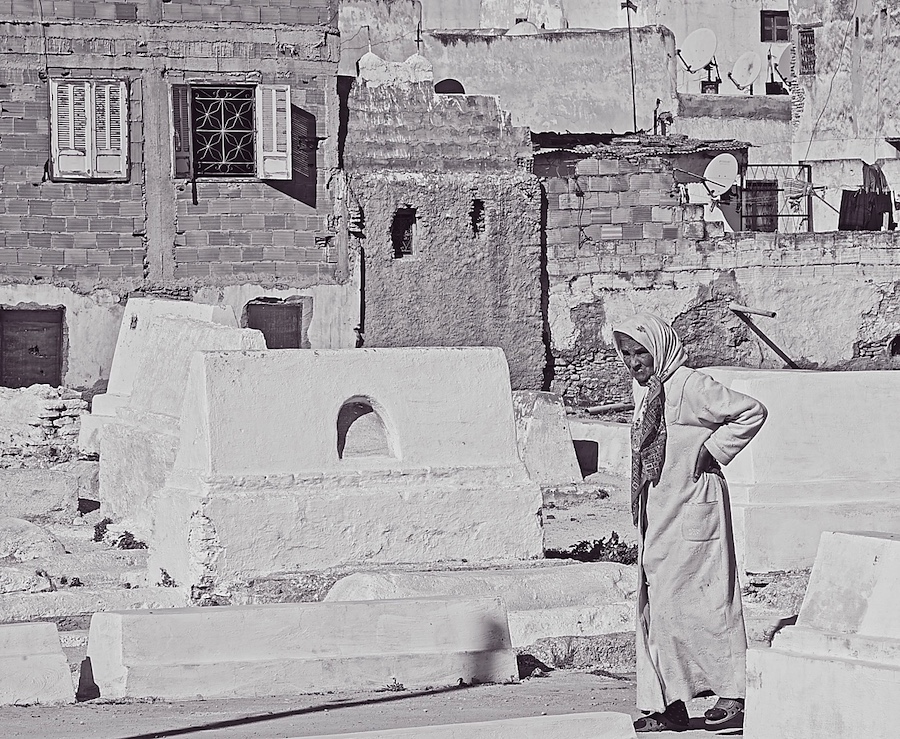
(541, 147, 900, 407)
(790, 0, 900, 164)
(345, 75, 542, 390)
(423, 27, 678, 133)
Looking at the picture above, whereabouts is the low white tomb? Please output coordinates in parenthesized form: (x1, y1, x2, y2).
(78, 297, 237, 454)
(98, 314, 265, 535)
(745, 531, 900, 739)
(149, 347, 544, 595)
(703, 368, 900, 572)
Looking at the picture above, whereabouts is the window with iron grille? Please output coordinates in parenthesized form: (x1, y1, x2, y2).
(171, 83, 292, 180)
(743, 180, 779, 232)
(49, 79, 129, 180)
(798, 28, 816, 75)
(761, 11, 790, 42)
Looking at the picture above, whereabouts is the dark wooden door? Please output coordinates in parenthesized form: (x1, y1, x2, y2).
(0, 309, 64, 387)
(246, 303, 303, 349)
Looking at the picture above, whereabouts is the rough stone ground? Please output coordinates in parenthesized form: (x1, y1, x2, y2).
(0, 473, 806, 737)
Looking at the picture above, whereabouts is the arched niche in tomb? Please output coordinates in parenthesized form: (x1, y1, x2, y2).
(336, 396, 395, 459)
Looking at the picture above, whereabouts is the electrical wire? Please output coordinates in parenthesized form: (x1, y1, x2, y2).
(803, 0, 859, 162)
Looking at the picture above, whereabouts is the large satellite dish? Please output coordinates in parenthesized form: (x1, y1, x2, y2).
(775, 45, 792, 82)
(703, 154, 739, 197)
(729, 51, 762, 91)
(677, 28, 717, 73)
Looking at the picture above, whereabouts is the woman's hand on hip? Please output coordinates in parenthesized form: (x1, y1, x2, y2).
(693, 446, 716, 482)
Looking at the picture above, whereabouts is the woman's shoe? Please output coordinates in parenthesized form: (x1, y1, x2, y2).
(634, 700, 689, 732)
(704, 697, 744, 728)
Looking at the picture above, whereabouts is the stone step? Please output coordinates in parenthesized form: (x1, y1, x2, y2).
(0, 587, 188, 624)
(326, 563, 636, 647)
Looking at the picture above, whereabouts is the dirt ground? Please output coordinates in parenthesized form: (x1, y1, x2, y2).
(0, 670, 739, 738)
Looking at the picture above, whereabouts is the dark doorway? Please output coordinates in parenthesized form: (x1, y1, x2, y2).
(246, 302, 303, 348)
(572, 440, 599, 479)
(0, 308, 64, 388)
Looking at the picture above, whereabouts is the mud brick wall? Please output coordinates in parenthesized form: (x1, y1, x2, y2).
(345, 81, 531, 172)
(0, 385, 86, 468)
(345, 78, 542, 390)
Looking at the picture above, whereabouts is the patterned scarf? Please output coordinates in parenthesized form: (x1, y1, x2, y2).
(614, 313, 686, 528)
(630, 374, 667, 527)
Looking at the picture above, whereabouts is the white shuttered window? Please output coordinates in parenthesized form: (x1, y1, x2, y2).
(50, 79, 129, 180)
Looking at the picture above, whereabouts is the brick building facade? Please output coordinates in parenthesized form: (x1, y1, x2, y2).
(0, 0, 357, 390)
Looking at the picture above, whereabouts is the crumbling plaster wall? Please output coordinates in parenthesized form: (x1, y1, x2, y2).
(672, 94, 792, 164)
(423, 27, 678, 133)
(543, 153, 900, 406)
(790, 0, 900, 164)
(339, 1, 421, 76)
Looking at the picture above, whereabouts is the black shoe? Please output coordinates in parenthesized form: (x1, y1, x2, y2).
(635, 700, 689, 732)
(704, 697, 744, 728)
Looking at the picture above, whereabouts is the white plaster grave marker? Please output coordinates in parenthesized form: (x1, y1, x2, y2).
(0, 622, 73, 705)
(85, 597, 518, 700)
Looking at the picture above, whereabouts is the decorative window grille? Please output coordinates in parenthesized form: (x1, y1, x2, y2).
(171, 83, 292, 180)
(761, 10, 790, 43)
(49, 79, 129, 180)
(799, 28, 816, 75)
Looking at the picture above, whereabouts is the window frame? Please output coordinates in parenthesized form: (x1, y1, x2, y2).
(49, 78, 130, 182)
(760, 10, 790, 43)
(170, 82, 292, 181)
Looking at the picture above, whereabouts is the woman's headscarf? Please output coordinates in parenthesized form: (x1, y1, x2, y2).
(613, 313, 686, 527)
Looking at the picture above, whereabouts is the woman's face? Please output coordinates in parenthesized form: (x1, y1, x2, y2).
(616, 332, 655, 386)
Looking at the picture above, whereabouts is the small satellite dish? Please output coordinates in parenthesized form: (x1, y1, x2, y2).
(729, 52, 762, 90)
(506, 20, 539, 36)
(703, 154, 739, 197)
(775, 45, 792, 82)
(678, 28, 717, 73)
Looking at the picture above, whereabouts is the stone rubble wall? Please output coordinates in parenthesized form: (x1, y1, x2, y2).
(0, 385, 86, 468)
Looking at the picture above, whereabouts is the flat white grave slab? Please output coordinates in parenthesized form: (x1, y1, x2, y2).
(86, 597, 518, 700)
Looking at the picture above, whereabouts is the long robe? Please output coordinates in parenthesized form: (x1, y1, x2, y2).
(635, 365, 767, 712)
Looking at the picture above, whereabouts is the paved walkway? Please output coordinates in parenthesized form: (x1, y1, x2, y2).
(0, 670, 743, 738)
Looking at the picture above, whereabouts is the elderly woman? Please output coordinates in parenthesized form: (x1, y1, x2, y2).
(613, 313, 767, 733)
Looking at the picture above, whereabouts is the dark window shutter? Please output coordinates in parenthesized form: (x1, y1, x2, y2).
(246, 303, 303, 349)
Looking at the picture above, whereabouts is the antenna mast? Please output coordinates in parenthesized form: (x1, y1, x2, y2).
(622, 0, 638, 132)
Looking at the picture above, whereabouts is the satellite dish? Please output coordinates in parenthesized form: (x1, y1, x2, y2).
(506, 20, 539, 36)
(703, 154, 739, 197)
(729, 51, 762, 91)
(677, 28, 717, 72)
(775, 45, 792, 82)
